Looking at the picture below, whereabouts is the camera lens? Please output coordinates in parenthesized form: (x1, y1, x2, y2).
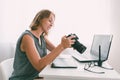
(72, 40, 87, 53)
(67, 33, 87, 54)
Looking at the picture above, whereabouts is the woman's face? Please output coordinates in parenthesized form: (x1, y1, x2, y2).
(40, 13, 55, 33)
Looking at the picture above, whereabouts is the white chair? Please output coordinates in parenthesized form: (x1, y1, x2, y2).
(0, 58, 44, 80)
(0, 58, 14, 80)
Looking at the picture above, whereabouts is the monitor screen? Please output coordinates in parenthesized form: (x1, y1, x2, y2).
(90, 35, 113, 61)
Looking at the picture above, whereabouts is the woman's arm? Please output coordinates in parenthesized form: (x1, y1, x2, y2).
(21, 34, 75, 72)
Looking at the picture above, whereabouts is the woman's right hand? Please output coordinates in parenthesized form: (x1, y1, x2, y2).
(60, 35, 75, 49)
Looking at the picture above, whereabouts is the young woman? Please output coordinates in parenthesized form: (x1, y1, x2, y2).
(9, 9, 75, 80)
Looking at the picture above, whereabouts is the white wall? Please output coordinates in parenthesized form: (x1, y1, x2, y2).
(0, 0, 111, 44)
(108, 0, 120, 73)
(0, 0, 119, 74)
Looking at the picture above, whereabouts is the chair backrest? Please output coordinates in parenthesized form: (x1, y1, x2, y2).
(0, 58, 14, 80)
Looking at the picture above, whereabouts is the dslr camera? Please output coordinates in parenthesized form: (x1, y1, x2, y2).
(67, 33, 87, 54)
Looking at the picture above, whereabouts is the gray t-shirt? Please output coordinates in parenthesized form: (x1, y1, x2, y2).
(9, 30, 47, 80)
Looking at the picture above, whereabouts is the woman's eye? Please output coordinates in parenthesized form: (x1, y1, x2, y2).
(49, 20, 52, 22)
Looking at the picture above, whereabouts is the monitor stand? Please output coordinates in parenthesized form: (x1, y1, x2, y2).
(97, 45, 113, 70)
(84, 45, 113, 74)
(97, 45, 103, 67)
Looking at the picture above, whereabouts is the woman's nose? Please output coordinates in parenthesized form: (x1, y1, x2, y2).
(50, 22, 54, 27)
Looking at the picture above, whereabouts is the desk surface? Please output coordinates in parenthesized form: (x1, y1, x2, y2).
(39, 49, 120, 80)
(39, 59, 120, 80)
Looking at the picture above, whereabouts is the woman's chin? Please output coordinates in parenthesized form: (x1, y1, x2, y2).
(44, 30, 49, 35)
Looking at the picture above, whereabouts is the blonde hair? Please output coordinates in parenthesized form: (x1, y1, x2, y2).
(29, 9, 55, 30)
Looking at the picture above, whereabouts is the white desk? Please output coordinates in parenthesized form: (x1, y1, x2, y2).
(39, 49, 120, 80)
(39, 58, 120, 80)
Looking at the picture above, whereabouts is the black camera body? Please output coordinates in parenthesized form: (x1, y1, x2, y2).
(67, 33, 87, 54)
